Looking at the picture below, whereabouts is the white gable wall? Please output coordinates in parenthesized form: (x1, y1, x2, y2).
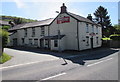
(50, 13, 78, 51)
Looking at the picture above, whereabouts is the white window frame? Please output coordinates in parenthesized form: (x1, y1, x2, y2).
(34, 39, 38, 46)
(86, 36, 89, 46)
(32, 28, 35, 37)
(41, 27, 45, 36)
(92, 25, 94, 33)
(24, 29, 27, 37)
(86, 24, 89, 33)
(96, 26, 98, 34)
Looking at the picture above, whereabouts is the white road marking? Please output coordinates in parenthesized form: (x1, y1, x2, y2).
(0, 61, 42, 70)
(87, 58, 113, 67)
(42, 72, 66, 80)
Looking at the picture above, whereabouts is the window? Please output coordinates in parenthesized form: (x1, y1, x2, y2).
(86, 36, 89, 46)
(96, 26, 98, 34)
(92, 25, 94, 33)
(86, 24, 89, 33)
(96, 37, 99, 45)
(54, 39, 58, 47)
(21, 38, 24, 44)
(34, 39, 38, 46)
(45, 39, 48, 46)
(32, 28, 35, 37)
(29, 39, 32, 45)
(41, 27, 45, 36)
(24, 29, 27, 37)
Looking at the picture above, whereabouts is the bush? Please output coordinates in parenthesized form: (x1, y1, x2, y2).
(0, 28, 9, 53)
(110, 34, 120, 41)
(0, 53, 11, 63)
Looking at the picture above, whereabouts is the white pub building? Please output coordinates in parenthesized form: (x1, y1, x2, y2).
(8, 3, 102, 51)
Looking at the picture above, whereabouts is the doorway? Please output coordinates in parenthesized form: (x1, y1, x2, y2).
(90, 37, 93, 49)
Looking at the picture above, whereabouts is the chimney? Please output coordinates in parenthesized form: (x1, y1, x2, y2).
(60, 3, 67, 13)
(87, 14, 92, 21)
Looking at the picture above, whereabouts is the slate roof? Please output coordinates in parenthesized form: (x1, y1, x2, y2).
(8, 18, 54, 31)
(8, 12, 101, 32)
(0, 20, 10, 26)
(67, 12, 100, 26)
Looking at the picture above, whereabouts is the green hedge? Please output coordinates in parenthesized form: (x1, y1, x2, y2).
(110, 34, 120, 41)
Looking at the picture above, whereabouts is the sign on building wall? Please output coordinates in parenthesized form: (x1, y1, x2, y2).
(57, 16, 70, 24)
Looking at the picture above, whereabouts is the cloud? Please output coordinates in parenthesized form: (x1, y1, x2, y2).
(13, 0, 26, 8)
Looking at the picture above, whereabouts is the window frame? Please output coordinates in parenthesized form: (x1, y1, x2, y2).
(24, 29, 27, 37)
(41, 26, 45, 36)
(54, 39, 58, 47)
(32, 28, 35, 37)
(86, 36, 89, 46)
(92, 25, 94, 33)
(86, 23, 89, 33)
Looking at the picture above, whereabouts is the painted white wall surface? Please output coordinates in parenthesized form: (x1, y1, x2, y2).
(50, 13, 78, 51)
(78, 22, 102, 50)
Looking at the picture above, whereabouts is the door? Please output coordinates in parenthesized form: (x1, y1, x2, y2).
(90, 37, 93, 49)
(40, 39, 44, 48)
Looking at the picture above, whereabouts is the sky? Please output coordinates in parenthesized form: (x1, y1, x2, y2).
(1, 0, 119, 25)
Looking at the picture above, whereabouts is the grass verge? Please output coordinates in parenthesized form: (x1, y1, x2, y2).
(0, 53, 11, 64)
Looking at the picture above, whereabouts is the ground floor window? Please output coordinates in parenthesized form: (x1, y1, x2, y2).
(54, 39, 58, 47)
(29, 39, 32, 45)
(45, 39, 48, 46)
(86, 36, 89, 46)
(34, 39, 38, 46)
(21, 38, 24, 44)
(96, 37, 99, 45)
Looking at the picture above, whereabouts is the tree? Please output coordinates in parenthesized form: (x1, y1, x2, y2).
(0, 28, 9, 56)
(113, 24, 120, 34)
(94, 6, 112, 37)
(13, 18, 23, 25)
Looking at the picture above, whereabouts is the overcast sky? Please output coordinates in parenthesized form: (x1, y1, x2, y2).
(1, 0, 119, 25)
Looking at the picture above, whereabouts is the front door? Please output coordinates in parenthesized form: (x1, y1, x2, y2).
(90, 37, 93, 49)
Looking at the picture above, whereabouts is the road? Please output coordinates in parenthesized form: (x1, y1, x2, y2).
(1, 48, 119, 81)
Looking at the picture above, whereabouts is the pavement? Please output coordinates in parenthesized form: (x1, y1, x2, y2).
(1, 47, 119, 80)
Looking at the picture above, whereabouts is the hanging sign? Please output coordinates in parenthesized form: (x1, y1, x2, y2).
(89, 32, 96, 36)
(57, 16, 70, 24)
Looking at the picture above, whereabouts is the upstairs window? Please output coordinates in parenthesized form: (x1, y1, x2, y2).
(24, 29, 27, 37)
(32, 28, 35, 37)
(92, 25, 94, 33)
(96, 26, 98, 34)
(41, 27, 45, 36)
(86, 24, 89, 33)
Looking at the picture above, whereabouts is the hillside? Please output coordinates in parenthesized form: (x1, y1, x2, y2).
(0, 15, 38, 24)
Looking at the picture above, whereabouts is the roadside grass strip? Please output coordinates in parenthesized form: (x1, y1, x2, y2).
(0, 53, 11, 64)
